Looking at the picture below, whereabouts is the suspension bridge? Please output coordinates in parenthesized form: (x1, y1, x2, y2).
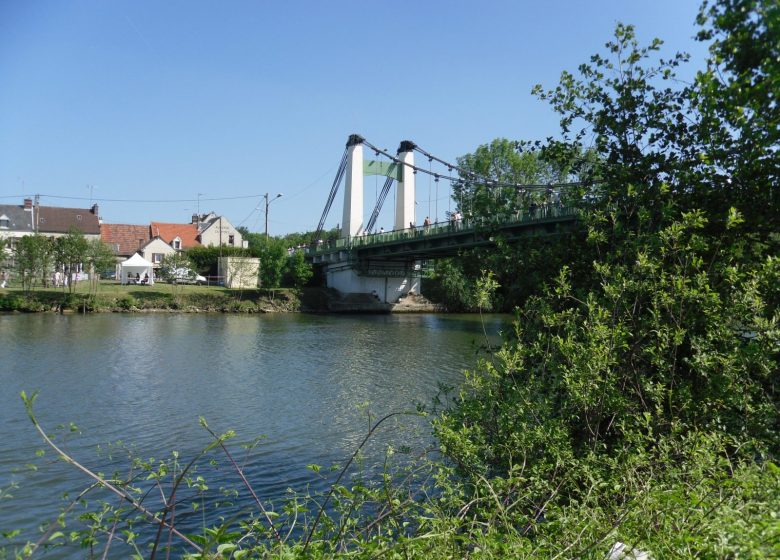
(306, 134, 581, 304)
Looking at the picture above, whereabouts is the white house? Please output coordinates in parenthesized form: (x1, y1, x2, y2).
(195, 213, 245, 248)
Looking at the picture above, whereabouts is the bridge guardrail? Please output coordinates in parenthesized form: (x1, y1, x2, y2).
(308, 205, 579, 255)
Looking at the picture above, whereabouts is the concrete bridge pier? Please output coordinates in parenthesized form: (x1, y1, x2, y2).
(325, 265, 420, 305)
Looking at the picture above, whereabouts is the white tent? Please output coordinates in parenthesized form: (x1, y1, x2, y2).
(120, 253, 155, 285)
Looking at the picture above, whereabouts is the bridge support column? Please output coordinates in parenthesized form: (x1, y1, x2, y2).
(342, 134, 365, 238)
(325, 266, 421, 304)
(395, 141, 416, 230)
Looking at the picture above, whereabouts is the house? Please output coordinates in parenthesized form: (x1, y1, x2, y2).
(101, 225, 176, 274)
(37, 202, 101, 239)
(193, 213, 245, 248)
(99, 212, 244, 276)
(2, 198, 101, 268)
(139, 236, 176, 266)
(150, 222, 201, 251)
(100, 224, 152, 259)
(0, 199, 35, 265)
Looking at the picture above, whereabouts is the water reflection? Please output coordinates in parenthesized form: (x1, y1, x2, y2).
(0, 312, 508, 556)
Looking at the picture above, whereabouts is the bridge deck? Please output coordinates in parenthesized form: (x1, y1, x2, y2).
(309, 205, 579, 262)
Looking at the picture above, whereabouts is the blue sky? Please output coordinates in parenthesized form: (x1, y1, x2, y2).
(0, 1, 708, 236)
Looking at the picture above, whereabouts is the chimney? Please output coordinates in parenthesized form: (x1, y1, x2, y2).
(192, 214, 199, 224)
(23, 198, 32, 210)
(91, 203, 99, 215)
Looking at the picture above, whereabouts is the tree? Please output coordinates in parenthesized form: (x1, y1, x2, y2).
(250, 236, 287, 288)
(158, 252, 196, 284)
(53, 228, 90, 293)
(14, 234, 52, 292)
(435, 6, 779, 556)
(452, 139, 570, 221)
(283, 250, 313, 289)
(85, 239, 118, 296)
(693, 0, 779, 236)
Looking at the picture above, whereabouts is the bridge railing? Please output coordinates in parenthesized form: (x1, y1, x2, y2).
(309, 204, 579, 255)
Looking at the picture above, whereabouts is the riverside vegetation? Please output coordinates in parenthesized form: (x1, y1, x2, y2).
(2, 1, 778, 557)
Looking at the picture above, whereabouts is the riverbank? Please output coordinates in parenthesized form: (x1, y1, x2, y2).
(0, 283, 303, 313)
(0, 284, 445, 314)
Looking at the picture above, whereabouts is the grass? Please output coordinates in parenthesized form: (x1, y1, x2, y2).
(0, 281, 301, 313)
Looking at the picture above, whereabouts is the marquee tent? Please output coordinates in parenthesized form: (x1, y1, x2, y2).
(120, 253, 154, 285)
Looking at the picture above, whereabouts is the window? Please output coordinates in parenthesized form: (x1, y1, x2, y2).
(228, 235, 235, 246)
(0, 215, 9, 229)
(152, 253, 163, 264)
(173, 237, 182, 250)
(76, 214, 82, 221)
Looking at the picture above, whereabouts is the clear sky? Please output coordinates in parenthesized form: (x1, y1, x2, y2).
(0, 0, 709, 236)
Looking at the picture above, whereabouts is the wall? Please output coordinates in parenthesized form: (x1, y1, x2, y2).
(219, 256, 260, 289)
(200, 219, 243, 248)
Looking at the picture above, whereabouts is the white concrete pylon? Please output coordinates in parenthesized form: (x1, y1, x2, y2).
(395, 141, 416, 231)
(342, 135, 365, 238)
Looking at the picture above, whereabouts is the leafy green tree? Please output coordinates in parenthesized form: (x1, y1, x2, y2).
(85, 239, 117, 295)
(693, 0, 779, 236)
(453, 139, 569, 221)
(13, 234, 52, 292)
(534, 23, 697, 237)
(251, 236, 287, 288)
(53, 228, 89, 293)
(283, 249, 313, 288)
(158, 252, 196, 284)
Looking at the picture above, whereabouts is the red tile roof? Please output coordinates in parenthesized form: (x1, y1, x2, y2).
(101, 224, 152, 256)
(149, 222, 201, 249)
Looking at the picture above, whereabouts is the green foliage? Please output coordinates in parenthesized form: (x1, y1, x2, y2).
(53, 228, 89, 294)
(84, 239, 117, 296)
(158, 252, 195, 283)
(283, 249, 313, 288)
(13, 234, 52, 292)
(251, 236, 288, 288)
(694, 0, 779, 235)
(425, 258, 477, 311)
(186, 245, 249, 275)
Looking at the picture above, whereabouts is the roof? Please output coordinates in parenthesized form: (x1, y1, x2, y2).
(0, 204, 34, 233)
(139, 235, 174, 252)
(37, 205, 100, 235)
(121, 252, 154, 267)
(149, 222, 201, 249)
(101, 224, 152, 255)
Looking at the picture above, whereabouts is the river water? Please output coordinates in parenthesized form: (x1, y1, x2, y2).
(0, 312, 506, 557)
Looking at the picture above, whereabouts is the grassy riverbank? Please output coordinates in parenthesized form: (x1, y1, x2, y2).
(0, 282, 303, 313)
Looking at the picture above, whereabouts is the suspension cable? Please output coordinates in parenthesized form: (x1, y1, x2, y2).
(361, 139, 584, 192)
(313, 148, 348, 243)
(365, 176, 394, 234)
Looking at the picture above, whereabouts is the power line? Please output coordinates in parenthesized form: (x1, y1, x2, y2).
(1, 193, 264, 203)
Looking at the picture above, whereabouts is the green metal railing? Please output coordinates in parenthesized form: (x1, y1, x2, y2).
(309, 205, 579, 255)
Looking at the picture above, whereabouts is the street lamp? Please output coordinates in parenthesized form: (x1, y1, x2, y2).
(264, 192, 283, 237)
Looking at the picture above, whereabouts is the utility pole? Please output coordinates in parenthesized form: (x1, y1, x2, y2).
(264, 192, 283, 237)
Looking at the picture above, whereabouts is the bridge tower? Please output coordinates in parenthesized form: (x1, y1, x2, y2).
(341, 135, 416, 237)
(395, 140, 416, 231)
(341, 134, 365, 238)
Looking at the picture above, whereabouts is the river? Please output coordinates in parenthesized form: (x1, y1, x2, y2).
(0, 312, 507, 557)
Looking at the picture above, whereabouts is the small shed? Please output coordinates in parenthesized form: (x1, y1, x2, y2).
(218, 256, 260, 289)
(120, 253, 155, 285)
